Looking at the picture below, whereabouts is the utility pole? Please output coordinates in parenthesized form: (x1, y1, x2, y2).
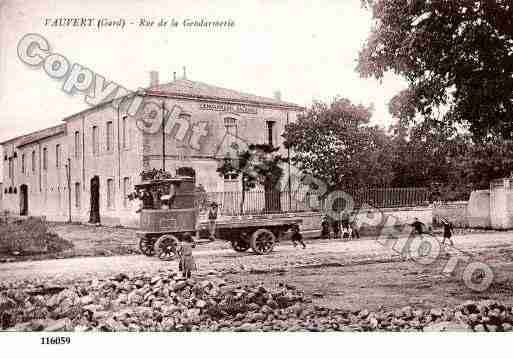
(162, 101, 166, 172)
(66, 158, 71, 223)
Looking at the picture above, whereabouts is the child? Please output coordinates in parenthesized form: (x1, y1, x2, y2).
(207, 202, 219, 241)
(440, 217, 454, 246)
(341, 222, 352, 240)
(321, 215, 331, 238)
(178, 234, 197, 279)
(290, 223, 306, 249)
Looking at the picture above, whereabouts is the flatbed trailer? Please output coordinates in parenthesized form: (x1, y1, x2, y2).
(199, 216, 302, 254)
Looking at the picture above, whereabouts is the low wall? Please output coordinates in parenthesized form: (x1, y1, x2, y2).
(354, 206, 432, 237)
(212, 206, 433, 238)
(433, 201, 469, 228)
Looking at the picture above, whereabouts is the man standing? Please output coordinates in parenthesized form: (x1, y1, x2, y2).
(410, 217, 425, 236)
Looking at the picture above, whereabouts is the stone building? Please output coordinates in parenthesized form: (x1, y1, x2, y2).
(0, 73, 304, 227)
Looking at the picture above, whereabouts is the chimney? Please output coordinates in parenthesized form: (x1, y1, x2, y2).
(149, 70, 159, 87)
(173, 71, 177, 81)
(274, 90, 282, 101)
(182, 66, 187, 80)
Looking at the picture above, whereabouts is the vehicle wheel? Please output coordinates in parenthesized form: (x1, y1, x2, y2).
(139, 236, 156, 256)
(231, 237, 250, 252)
(154, 234, 179, 261)
(250, 229, 276, 255)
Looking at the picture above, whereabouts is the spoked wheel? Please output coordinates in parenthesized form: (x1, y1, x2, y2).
(250, 229, 276, 255)
(139, 236, 156, 256)
(231, 237, 250, 252)
(154, 234, 179, 261)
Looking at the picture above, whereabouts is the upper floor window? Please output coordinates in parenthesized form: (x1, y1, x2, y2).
(122, 117, 128, 149)
(42, 147, 48, 170)
(74, 131, 80, 158)
(92, 126, 99, 155)
(32, 150, 36, 173)
(266, 121, 275, 146)
(8, 158, 12, 178)
(224, 117, 238, 136)
(21, 154, 25, 174)
(56, 144, 61, 168)
(106, 121, 113, 151)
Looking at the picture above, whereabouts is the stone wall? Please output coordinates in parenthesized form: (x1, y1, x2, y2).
(467, 190, 491, 228)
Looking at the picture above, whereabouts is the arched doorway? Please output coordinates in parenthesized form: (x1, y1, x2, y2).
(20, 184, 28, 216)
(89, 176, 100, 223)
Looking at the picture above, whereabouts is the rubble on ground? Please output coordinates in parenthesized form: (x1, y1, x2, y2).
(1, 271, 512, 332)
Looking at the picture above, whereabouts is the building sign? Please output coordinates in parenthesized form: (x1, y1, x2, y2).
(199, 102, 258, 114)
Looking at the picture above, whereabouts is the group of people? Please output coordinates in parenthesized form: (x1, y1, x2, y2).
(410, 216, 454, 245)
(321, 215, 360, 240)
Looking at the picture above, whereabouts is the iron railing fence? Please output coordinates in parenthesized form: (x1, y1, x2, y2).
(193, 187, 430, 216)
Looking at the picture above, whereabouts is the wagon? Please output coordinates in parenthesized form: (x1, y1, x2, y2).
(133, 175, 302, 260)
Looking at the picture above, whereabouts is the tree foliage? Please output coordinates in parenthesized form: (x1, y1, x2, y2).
(358, 0, 513, 141)
(283, 98, 394, 192)
(216, 144, 284, 212)
(283, 97, 513, 202)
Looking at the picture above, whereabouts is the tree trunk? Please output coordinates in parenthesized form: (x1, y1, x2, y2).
(264, 180, 281, 213)
(240, 178, 246, 215)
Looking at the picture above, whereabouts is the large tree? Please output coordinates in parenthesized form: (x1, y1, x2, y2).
(217, 144, 284, 213)
(358, 0, 513, 141)
(283, 98, 394, 193)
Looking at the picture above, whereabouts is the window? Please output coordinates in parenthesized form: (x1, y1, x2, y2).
(75, 182, 81, 209)
(56, 144, 60, 168)
(42, 147, 48, 170)
(224, 117, 238, 136)
(107, 178, 115, 209)
(21, 154, 25, 174)
(8, 158, 12, 178)
(123, 177, 130, 208)
(32, 151, 36, 173)
(266, 121, 275, 146)
(74, 131, 80, 158)
(106, 121, 113, 151)
(92, 126, 99, 155)
(122, 117, 128, 149)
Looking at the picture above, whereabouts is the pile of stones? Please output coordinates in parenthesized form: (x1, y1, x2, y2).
(1, 270, 512, 332)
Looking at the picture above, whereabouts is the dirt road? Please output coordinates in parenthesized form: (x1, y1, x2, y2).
(1, 231, 513, 311)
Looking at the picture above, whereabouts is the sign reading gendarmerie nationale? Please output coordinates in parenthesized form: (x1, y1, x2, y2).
(199, 102, 258, 114)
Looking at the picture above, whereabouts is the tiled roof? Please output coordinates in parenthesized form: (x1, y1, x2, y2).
(147, 79, 303, 109)
(1, 124, 66, 146)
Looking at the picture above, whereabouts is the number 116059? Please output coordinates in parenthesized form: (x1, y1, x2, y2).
(41, 337, 71, 345)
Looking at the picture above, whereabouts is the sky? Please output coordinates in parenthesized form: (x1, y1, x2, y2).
(0, 0, 407, 176)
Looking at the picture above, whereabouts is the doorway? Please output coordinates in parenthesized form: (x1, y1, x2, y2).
(89, 176, 100, 223)
(20, 184, 28, 216)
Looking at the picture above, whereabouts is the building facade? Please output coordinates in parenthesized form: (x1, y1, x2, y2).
(0, 75, 304, 227)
